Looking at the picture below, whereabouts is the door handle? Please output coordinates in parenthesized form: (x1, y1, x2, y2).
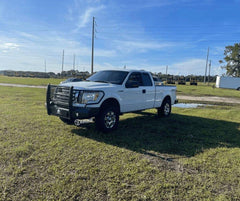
(142, 89, 146, 94)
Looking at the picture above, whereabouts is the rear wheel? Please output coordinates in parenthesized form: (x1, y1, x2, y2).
(158, 98, 171, 117)
(95, 106, 119, 133)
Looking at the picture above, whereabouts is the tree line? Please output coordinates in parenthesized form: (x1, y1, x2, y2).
(0, 70, 90, 79)
(152, 73, 216, 83)
(0, 69, 217, 83)
(219, 43, 240, 77)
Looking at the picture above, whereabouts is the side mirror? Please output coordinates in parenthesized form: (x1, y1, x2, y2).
(125, 81, 139, 88)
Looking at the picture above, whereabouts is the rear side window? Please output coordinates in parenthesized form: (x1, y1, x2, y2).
(142, 73, 153, 86)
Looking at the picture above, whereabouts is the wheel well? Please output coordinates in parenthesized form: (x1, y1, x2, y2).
(163, 95, 171, 104)
(100, 98, 120, 113)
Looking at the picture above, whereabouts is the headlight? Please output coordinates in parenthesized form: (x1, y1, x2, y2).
(79, 91, 104, 104)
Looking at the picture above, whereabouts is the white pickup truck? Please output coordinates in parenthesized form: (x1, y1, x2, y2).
(46, 70, 177, 132)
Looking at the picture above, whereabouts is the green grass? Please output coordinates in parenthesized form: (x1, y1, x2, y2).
(0, 75, 64, 86)
(0, 86, 240, 200)
(176, 82, 240, 98)
(1, 76, 240, 99)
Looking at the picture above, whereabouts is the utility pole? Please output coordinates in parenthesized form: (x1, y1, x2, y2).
(44, 59, 46, 73)
(61, 49, 64, 75)
(208, 60, 211, 85)
(73, 54, 75, 71)
(238, 44, 240, 77)
(204, 47, 209, 84)
(91, 17, 95, 75)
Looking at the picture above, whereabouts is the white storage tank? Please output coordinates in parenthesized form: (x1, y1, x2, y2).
(216, 76, 240, 90)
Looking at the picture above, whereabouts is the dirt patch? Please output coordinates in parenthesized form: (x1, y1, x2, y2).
(177, 95, 240, 104)
(0, 83, 46, 88)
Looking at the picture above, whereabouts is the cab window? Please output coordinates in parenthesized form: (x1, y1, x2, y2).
(142, 73, 153, 86)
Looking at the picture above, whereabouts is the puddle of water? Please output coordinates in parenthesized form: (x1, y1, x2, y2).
(173, 103, 206, 108)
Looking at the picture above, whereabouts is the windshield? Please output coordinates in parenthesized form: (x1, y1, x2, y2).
(87, 70, 129, 85)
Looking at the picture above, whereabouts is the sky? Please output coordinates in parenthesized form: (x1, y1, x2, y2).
(0, 0, 240, 76)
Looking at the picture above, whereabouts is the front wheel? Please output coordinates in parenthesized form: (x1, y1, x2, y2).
(95, 106, 119, 133)
(158, 98, 171, 117)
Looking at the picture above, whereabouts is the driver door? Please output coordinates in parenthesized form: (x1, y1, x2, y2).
(120, 72, 145, 112)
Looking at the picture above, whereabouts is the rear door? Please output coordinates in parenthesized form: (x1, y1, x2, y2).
(141, 72, 155, 109)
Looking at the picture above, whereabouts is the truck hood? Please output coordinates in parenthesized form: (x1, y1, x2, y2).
(60, 81, 118, 90)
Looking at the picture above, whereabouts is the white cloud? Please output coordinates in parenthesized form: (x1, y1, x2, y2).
(67, 1, 105, 31)
(212, 66, 224, 76)
(131, 58, 220, 76)
(91, 62, 124, 72)
(0, 31, 117, 73)
(76, 6, 105, 29)
(95, 49, 116, 57)
(115, 40, 175, 53)
(0, 1, 229, 76)
(86, 0, 103, 4)
(0, 42, 19, 52)
(137, 0, 212, 9)
(211, 46, 224, 56)
(170, 59, 206, 75)
(18, 32, 39, 40)
(139, 0, 173, 8)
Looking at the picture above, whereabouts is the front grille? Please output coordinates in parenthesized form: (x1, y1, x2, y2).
(47, 84, 80, 118)
(47, 85, 74, 109)
(53, 86, 72, 108)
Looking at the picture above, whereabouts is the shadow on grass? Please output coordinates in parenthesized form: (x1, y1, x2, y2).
(71, 112, 240, 157)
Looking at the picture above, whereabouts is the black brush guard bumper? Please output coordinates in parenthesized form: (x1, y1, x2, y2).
(46, 84, 99, 120)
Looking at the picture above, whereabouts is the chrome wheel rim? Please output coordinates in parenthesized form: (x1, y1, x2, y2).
(104, 111, 116, 129)
(164, 103, 170, 115)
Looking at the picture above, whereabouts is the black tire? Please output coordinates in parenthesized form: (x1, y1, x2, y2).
(59, 117, 74, 125)
(95, 106, 119, 133)
(158, 98, 171, 117)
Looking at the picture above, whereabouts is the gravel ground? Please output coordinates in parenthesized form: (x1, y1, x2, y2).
(178, 95, 240, 104)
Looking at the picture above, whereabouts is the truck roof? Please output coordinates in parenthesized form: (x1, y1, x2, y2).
(99, 69, 150, 73)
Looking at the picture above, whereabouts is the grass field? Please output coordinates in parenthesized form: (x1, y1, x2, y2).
(0, 86, 240, 200)
(1, 75, 240, 99)
(0, 75, 63, 86)
(176, 83, 240, 98)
